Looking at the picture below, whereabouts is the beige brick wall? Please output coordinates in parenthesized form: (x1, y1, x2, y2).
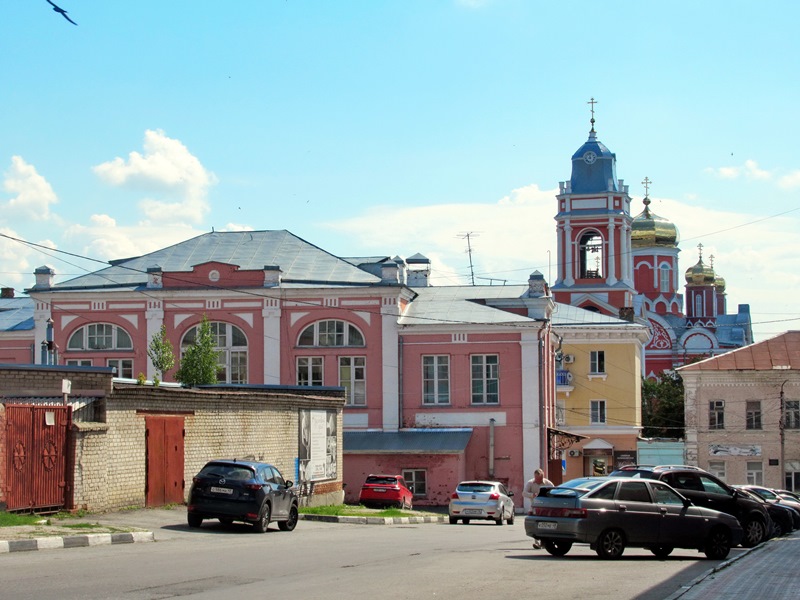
(71, 383, 345, 512)
(1, 366, 345, 512)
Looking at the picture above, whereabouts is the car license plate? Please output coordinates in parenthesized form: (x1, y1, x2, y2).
(210, 486, 233, 495)
(464, 509, 482, 515)
(373, 488, 386, 492)
(537, 521, 557, 530)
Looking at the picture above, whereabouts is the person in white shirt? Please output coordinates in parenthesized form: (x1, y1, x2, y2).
(522, 468, 554, 549)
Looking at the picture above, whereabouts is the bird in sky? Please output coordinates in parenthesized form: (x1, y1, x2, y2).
(46, 0, 78, 26)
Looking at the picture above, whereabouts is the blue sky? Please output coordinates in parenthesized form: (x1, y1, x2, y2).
(1, 0, 798, 341)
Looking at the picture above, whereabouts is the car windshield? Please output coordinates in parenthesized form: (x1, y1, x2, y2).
(457, 483, 494, 493)
(199, 463, 255, 481)
(365, 476, 397, 485)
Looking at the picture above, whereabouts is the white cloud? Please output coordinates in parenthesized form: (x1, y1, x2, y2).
(0, 226, 57, 288)
(93, 130, 216, 225)
(705, 159, 771, 181)
(324, 187, 800, 340)
(778, 170, 800, 189)
(220, 223, 255, 232)
(1, 156, 58, 221)
(63, 214, 200, 268)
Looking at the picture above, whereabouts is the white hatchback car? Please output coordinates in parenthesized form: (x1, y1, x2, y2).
(449, 480, 515, 525)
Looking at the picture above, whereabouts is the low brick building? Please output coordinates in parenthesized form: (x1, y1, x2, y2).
(0, 364, 345, 512)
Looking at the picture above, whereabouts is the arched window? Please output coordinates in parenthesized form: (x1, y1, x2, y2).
(659, 264, 671, 292)
(579, 231, 604, 279)
(67, 323, 133, 351)
(181, 321, 248, 384)
(298, 320, 365, 347)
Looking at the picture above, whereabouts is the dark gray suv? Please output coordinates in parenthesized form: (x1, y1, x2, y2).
(610, 465, 771, 547)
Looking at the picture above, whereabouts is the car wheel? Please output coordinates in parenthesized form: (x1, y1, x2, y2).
(462, 518, 470, 525)
(278, 504, 299, 532)
(741, 518, 767, 547)
(219, 517, 233, 526)
(543, 539, 572, 556)
(651, 545, 673, 559)
(704, 527, 732, 560)
(449, 516, 458, 525)
(253, 503, 271, 533)
(596, 529, 626, 559)
(495, 512, 504, 525)
(507, 511, 515, 525)
(187, 513, 203, 528)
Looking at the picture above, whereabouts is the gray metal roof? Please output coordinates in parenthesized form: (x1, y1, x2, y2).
(551, 303, 639, 327)
(344, 429, 473, 454)
(45, 230, 382, 291)
(399, 285, 535, 326)
(0, 297, 34, 332)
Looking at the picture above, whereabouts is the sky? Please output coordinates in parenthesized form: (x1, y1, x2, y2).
(1, 0, 798, 342)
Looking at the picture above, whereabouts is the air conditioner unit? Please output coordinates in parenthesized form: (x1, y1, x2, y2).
(563, 354, 575, 364)
(568, 449, 582, 458)
(566, 372, 573, 383)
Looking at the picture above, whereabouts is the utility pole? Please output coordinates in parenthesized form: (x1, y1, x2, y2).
(781, 380, 788, 489)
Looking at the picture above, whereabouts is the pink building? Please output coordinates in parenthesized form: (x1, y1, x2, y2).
(10, 232, 563, 506)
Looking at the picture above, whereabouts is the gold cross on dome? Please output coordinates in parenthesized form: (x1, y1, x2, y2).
(587, 97, 597, 131)
(697, 243, 704, 260)
(642, 177, 652, 197)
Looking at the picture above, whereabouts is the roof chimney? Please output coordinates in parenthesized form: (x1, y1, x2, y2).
(528, 271, 549, 297)
(406, 253, 431, 288)
(1, 287, 14, 298)
(263, 265, 282, 287)
(33, 266, 55, 290)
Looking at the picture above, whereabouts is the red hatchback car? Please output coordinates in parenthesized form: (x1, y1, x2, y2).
(359, 474, 414, 509)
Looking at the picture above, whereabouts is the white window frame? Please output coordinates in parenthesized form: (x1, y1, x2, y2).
(471, 354, 499, 405)
(181, 321, 248, 384)
(402, 469, 427, 496)
(107, 358, 133, 379)
(590, 399, 607, 425)
(709, 400, 725, 430)
(422, 355, 450, 405)
(659, 264, 671, 292)
(66, 359, 92, 367)
(707, 460, 726, 481)
(297, 356, 323, 386)
(746, 400, 762, 430)
(590, 350, 605, 374)
(339, 356, 366, 406)
(785, 400, 800, 430)
(298, 320, 365, 347)
(67, 323, 133, 351)
(746, 461, 764, 486)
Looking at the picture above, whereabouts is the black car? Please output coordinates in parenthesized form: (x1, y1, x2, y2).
(733, 487, 795, 536)
(187, 459, 299, 533)
(610, 465, 772, 547)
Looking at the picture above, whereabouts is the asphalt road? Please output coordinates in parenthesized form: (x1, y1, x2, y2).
(0, 508, 744, 600)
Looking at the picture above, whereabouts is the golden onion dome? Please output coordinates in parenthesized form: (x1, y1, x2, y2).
(631, 197, 680, 248)
(684, 256, 716, 285)
(715, 275, 727, 293)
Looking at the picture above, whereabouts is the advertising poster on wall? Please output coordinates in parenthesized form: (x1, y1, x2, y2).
(298, 409, 337, 482)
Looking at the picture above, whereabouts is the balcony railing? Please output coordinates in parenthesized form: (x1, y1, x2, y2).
(556, 369, 573, 387)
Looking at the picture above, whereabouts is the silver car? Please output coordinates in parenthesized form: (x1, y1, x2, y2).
(524, 477, 743, 559)
(449, 480, 515, 525)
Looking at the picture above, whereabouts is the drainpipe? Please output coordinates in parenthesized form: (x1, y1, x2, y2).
(538, 322, 550, 476)
(489, 418, 496, 478)
(398, 335, 404, 428)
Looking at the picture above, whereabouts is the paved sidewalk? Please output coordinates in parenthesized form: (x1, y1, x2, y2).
(666, 531, 800, 599)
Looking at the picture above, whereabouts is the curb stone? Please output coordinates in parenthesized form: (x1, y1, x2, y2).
(0, 531, 155, 554)
(300, 514, 447, 525)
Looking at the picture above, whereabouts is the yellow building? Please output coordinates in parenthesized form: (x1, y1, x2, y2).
(553, 305, 649, 481)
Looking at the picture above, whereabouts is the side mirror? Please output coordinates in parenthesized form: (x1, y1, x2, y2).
(508, 491, 515, 497)
(285, 480, 294, 489)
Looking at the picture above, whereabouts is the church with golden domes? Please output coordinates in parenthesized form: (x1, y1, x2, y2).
(553, 109, 753, 378)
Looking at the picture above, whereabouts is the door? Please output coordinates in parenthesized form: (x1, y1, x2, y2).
(145, 416, 185, 507)
(4, 404, 71, 511)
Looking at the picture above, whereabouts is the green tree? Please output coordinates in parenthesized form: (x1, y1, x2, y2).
(147, 324, 175, 383)
(642, 371, 685, 439)
(174, 316, 218, 386)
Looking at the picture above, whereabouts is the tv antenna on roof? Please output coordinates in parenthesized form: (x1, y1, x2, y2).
(457, 232, 479, 286)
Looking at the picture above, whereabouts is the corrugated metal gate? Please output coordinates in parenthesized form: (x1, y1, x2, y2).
(4, 404, 71, 512)
(145, 415, 185, 507)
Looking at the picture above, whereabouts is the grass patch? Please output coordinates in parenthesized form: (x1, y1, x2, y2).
(0, 512, 43, 527)
(299, 504, 420, 517)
